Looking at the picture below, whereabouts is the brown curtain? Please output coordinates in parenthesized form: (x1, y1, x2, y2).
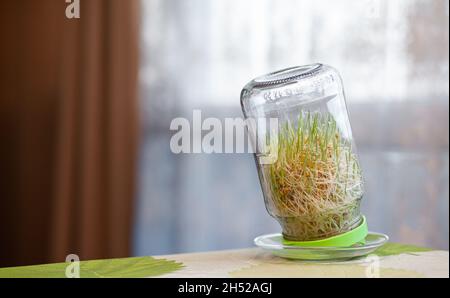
(0, 0, 139, 267)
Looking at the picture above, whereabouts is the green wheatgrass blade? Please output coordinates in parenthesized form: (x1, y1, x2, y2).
(0, 256, 184, 278)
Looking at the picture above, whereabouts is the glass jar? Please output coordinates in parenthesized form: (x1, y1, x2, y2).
(241, 64, 365, 242)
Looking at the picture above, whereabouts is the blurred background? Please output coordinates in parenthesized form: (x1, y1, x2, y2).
(0, 0, 448, 267)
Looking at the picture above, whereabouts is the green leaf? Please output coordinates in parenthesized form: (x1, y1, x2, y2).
(374, 242, 433, 257)
(0, 256, 184, 278)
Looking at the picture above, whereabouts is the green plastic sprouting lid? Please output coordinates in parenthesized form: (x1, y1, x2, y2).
(283, 216, 368, 247)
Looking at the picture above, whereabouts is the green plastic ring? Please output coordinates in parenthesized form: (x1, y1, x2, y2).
(282, 216, 368, 247)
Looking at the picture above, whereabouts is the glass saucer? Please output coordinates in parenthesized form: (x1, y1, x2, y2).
(254, 232, 389, 260)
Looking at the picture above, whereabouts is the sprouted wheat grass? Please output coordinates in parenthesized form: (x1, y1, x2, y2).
(263, 112, 364, 241)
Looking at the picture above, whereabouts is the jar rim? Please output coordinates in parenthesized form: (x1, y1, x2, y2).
(253, 63, 323, 88)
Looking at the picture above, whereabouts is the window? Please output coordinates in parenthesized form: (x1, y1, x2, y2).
(134, 0, 449, 255)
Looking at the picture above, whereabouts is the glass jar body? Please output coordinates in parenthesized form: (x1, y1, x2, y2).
(241, 64, 364, 241)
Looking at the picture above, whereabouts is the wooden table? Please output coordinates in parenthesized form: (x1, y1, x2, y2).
(158, 247, 449, 278)
(0, 244, 448, 278)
